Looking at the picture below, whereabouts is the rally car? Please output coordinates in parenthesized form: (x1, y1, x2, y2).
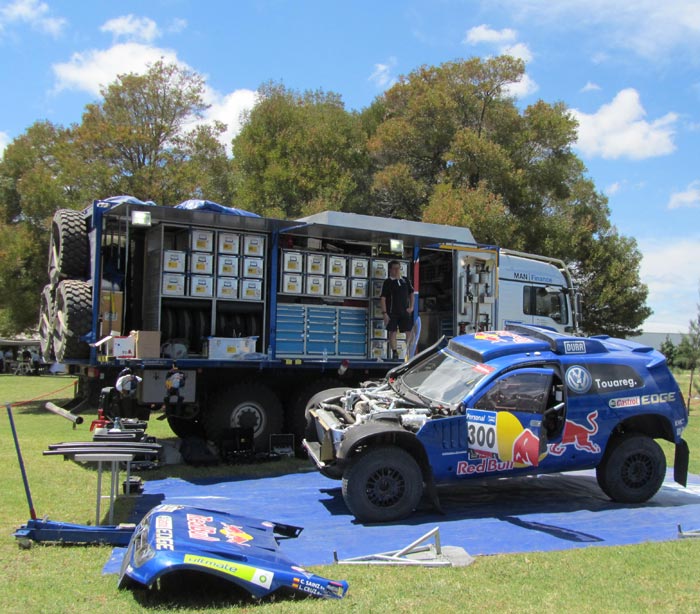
(303, 325, 690, 523)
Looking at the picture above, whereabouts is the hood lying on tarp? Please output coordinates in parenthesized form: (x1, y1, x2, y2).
(118, 504, 348, 600)
(175, 199, 260, 217)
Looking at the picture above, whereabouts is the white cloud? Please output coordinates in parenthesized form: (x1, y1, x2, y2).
(668, 181, 700, 210)
(52, 42, 256, 153)
(0, 130, 10, 155)
(503, 72, 538, 98)
(464, 23, 536, 97)
(0, 0, 66, 36)
(100, 15, 160, 43)
(639, 237, 700, 332)
(464, 24, 516, 45)
(499, 0, 700, 62)
(605, 181, 621, 196)
(52, 42, 181, 96)
(581, 81, 601, 92)
(167, 18, 187, 34)
(200, 87, 258, 154)
(571, 88, 678, 160)
(369, 57, 398, 89)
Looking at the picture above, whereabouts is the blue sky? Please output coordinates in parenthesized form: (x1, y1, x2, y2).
(1, 0, 699, 333)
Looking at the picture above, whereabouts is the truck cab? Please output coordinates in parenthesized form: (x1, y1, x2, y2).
(304, 325, 689, 523)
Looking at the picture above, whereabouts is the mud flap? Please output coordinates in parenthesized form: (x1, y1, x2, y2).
(674, 438, 689, 487)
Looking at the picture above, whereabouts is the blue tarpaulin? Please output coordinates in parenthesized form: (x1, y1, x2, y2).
(104, 469, 700, 570)
(174, 199, 259, 217)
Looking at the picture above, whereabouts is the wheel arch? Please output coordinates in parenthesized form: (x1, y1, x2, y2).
(611, 413, 674, 444)
(338, 423, 432, 481)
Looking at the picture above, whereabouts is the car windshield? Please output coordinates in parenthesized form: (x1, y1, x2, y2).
(399, 349, 492, 405)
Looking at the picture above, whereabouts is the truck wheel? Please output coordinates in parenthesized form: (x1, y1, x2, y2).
(53, 280, 92, 362)
(48, 209, 88, 285)
(596, 434, 666, 503)
(167, 414, 205, 439)
(203, 382, 283, 451)
(38, 284, 55, 362)
(342, 446, 423, 523)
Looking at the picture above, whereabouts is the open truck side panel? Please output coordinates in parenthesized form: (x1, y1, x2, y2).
(41, 199, 579, 450)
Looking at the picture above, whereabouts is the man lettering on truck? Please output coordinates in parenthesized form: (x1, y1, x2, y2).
(380, 260, 415, 361)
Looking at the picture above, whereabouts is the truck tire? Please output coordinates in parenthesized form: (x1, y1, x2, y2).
(38, 284, 55, 362)
(203, 382, 283, 451)
(48, 209, 88, 285)
(167, 414, 205, 439)
(596, 434, 666, 503)
(342, 446, 423, 523)
(53, 280, 92, 361)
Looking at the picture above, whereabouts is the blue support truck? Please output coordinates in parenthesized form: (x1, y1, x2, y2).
(40, 197, 580, 450)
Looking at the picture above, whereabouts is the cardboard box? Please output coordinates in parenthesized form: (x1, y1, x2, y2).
(130, 330, 161, 359)
(163, 250, 186, 273)
(94, 335, 134, 359)
(99, 290, 124, 336)
(218, 232, 240, 254)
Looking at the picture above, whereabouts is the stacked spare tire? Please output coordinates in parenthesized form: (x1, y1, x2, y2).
(40, 209, 91, 362)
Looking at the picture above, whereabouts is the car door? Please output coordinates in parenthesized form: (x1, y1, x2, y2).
(466, 368, 556, 468)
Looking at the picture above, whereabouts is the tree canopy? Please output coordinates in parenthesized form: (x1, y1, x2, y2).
(0, 56, 652, 337)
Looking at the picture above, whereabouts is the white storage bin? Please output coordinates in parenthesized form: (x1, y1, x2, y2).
(283, 251, 304, 272)
(372, 259, 389, 279)
(218, 232, 240, 254)
(328, 277, 347, 297)
(217, 255, 239, 277)
(216, 277, 238, 299)
(371, 319, 388, 339)
(207, 336, 257, 359)
(162, 273, 185, 296)
(370, 340, 388, 360)
(306, 275, 325, 296)
(243, 234, 265, 256)
(351, 278, 368, 298)
(306, 253, 326, 274)
(190, 275, 213, 297)
(163, 250, 186, 273)
(282, 274, 303, 294)
(328, 256, 347, 276)
(243, 257, 264, 278)
(191, 229, 214, 252)
(240, 279, 262, 300)
(351, 258, 369, 278)
(190, 252, 214, 275)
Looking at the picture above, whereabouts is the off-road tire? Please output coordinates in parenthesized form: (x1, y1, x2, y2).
(202, 382, 283, 451)
(38, 284, 55, 362)
(53, 280, 92, 361)
(48, 209, 88, 284)
(596, 434, 666, 503)
(342, 446, 423, 523)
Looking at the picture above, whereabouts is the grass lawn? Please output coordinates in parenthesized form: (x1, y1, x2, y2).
(1, 373, 699, 614)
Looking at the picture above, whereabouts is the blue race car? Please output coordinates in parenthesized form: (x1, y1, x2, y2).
(304, 325, 690, 523)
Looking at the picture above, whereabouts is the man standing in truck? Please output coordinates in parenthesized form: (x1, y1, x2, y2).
(380, 260, 415, 361)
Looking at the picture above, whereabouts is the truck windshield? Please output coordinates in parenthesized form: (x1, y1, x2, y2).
(399, 350, 491, 405)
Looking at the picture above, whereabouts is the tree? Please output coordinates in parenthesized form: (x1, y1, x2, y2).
(74, 60, 227, 205)
(659, 335, 677, 367)
(232, 83, 370, 219)
(676, 289, 700, 410)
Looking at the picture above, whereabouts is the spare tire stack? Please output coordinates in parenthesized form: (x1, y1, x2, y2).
(40, 209, 91, 362)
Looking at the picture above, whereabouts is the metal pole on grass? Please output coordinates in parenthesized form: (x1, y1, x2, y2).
(6, 404, 37, 520)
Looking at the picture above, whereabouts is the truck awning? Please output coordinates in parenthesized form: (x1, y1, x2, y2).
(288, 211, 476, 248)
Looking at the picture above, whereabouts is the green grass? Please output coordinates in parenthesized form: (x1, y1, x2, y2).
(1, 373, 699, 613)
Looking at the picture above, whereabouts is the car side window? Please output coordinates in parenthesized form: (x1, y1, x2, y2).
(474, 371, 551, 414)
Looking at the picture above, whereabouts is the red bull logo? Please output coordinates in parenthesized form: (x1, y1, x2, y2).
(475, 332, 506, 343)
(457, 458, 514, 475)
(548, 410, 600, 456)
(512, 428, 540, 467)
(219, 522, 254, 546)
